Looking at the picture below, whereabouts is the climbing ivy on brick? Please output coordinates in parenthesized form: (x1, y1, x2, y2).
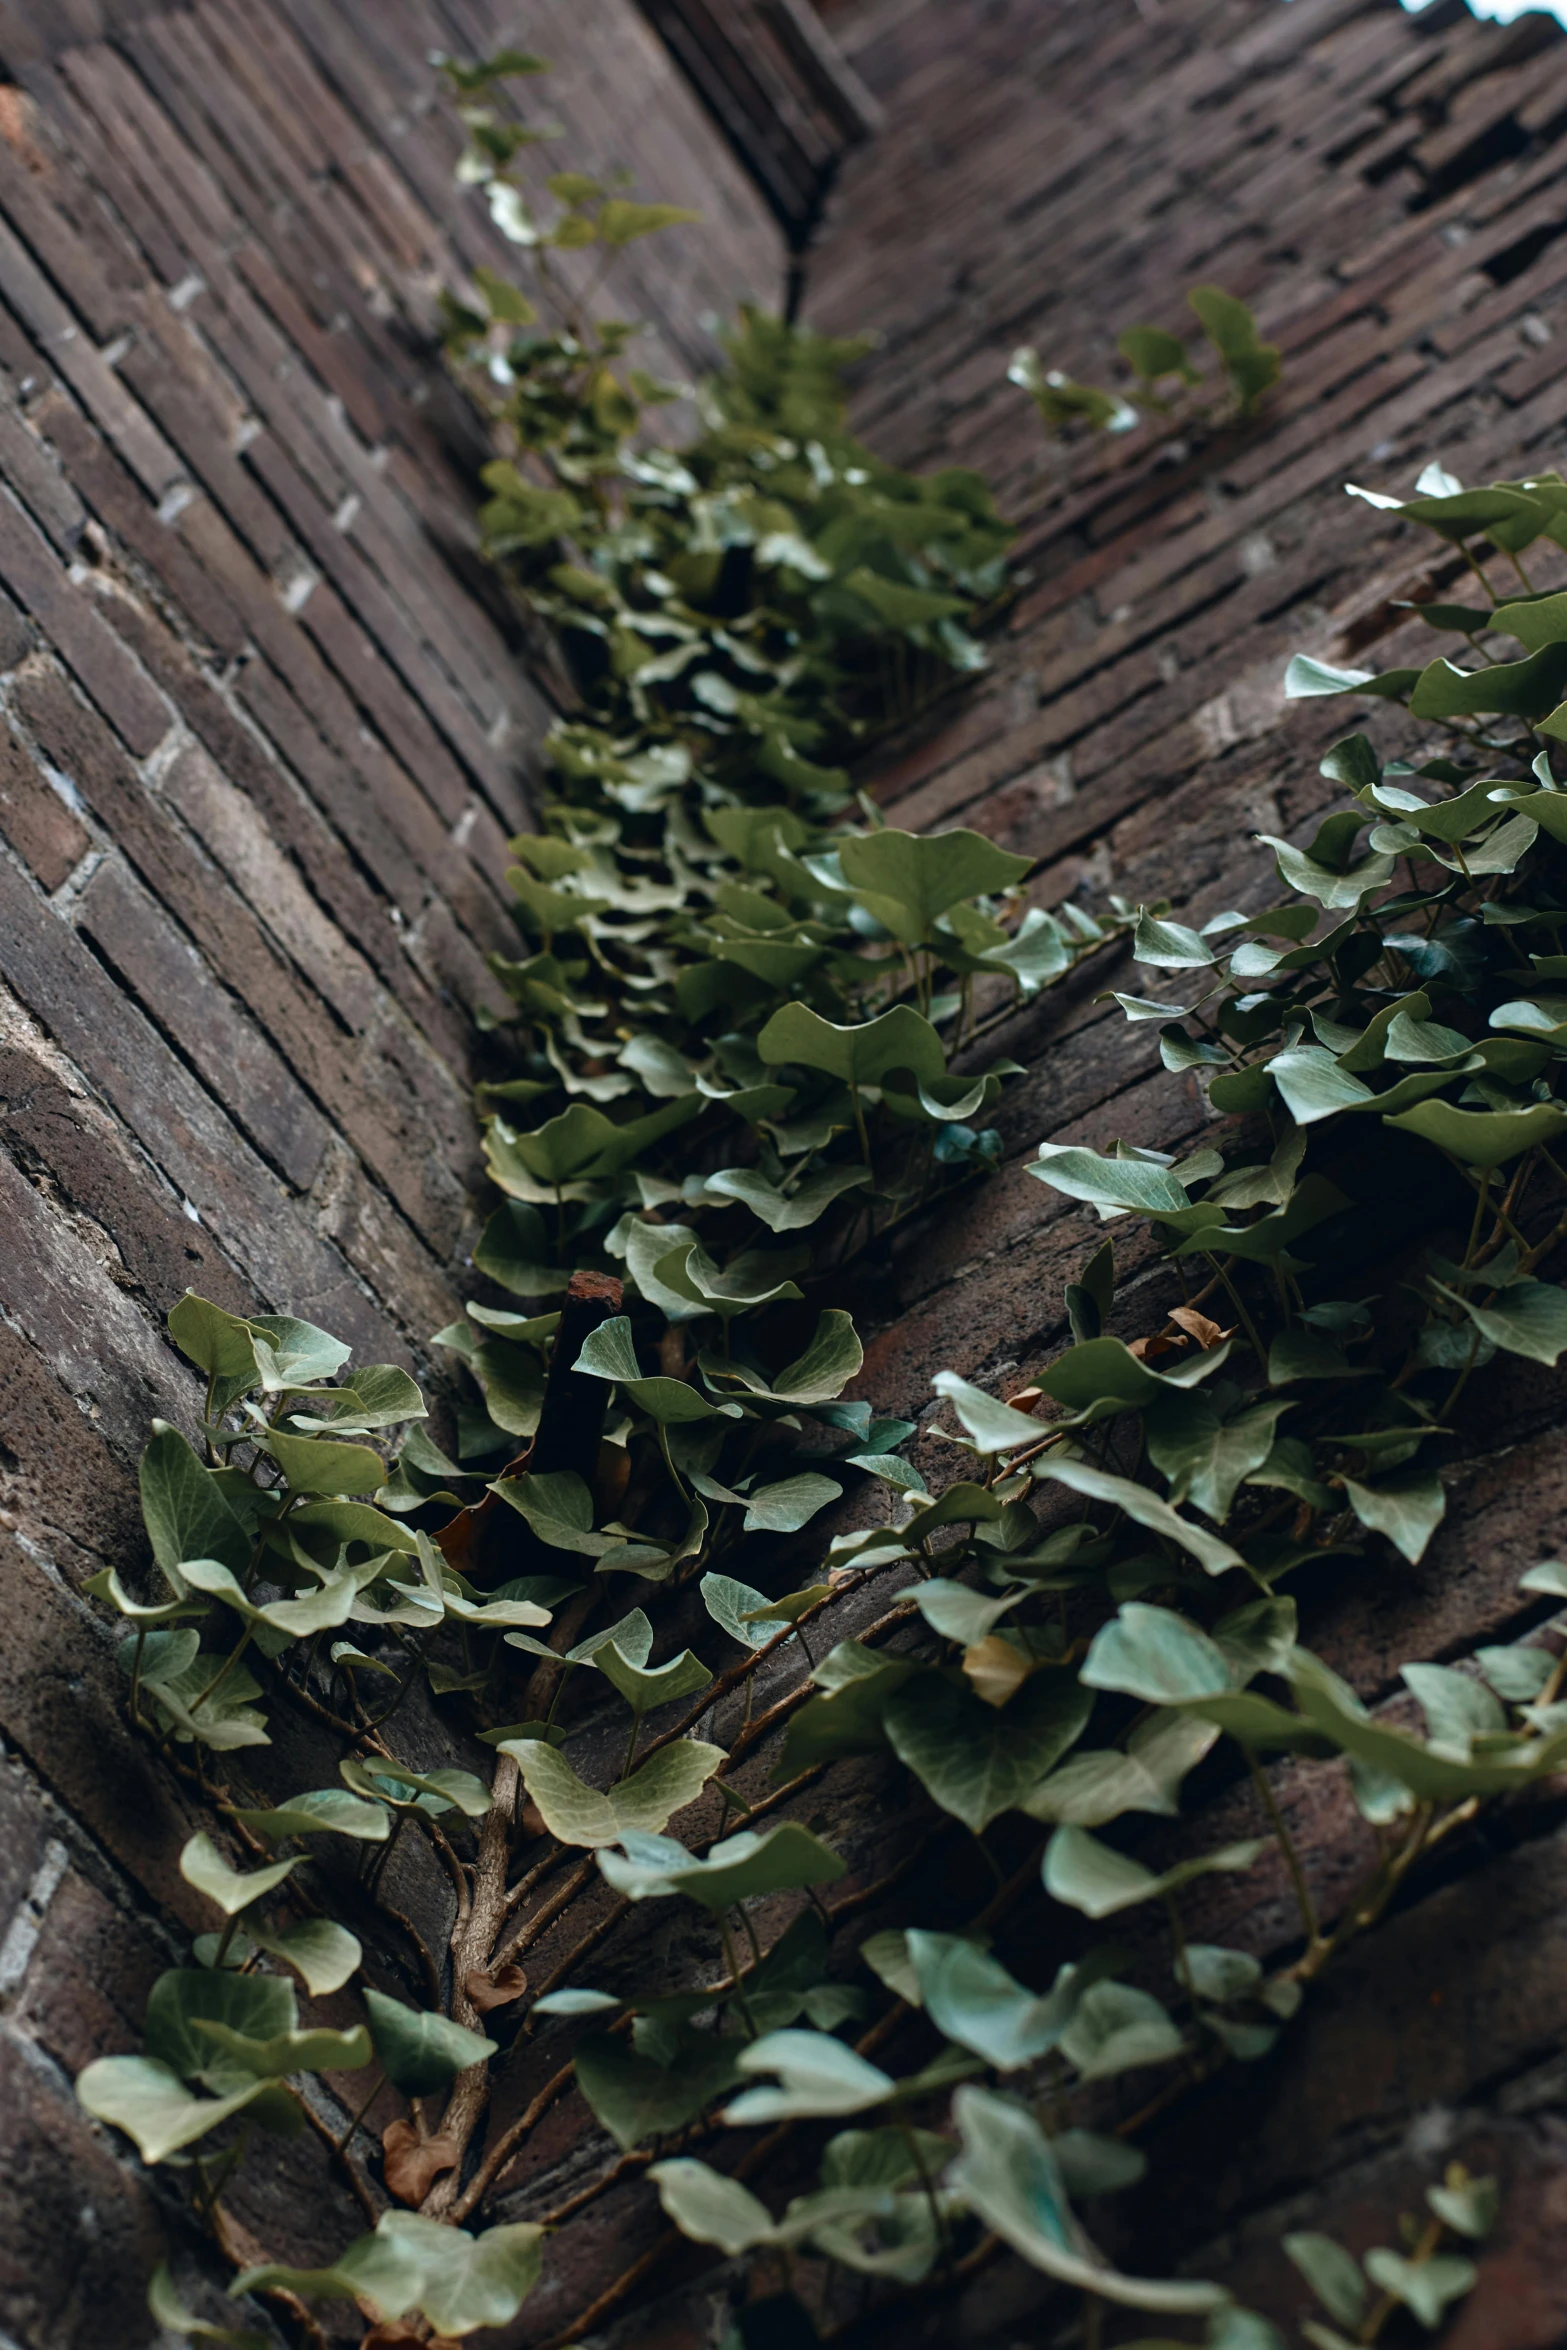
(75, 59, 1567, 2350)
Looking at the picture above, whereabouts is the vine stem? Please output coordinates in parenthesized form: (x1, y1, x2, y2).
(1248, 1749, 1322, 1950)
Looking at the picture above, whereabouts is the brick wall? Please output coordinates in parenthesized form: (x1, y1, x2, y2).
(0, 4, 779, 2341)
(8, 0, 1567, 2345)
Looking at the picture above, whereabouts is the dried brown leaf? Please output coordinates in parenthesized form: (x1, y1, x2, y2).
(381, 2118, 460, 2206)
(463, 1962, 529, 2015)
(1169, 1306, 1234, 1351)
(962, 1635, 1033, 1709)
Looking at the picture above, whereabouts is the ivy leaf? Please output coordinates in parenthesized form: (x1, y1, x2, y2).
(1388, 1097, 1567, 1168)
(598, 198, 700, 245)
(702, 1308, 864, 1409)
(592, 1640, 712, 1718)
(932, 1370, 1047, 1455)
(363, 1990, 497, 2098)
(144, 1968, 296, 2080)
(883, 1669, 1092, 1832)
(1145, 1393, 1290, 1519)
(500, 1737, 723, 1845)
(949, 2087, 1227, 2311)
(1042, 1825, 1265, 1918)
(1283, 2233, 1368, 2327)
(1032, 1458, 1247, 1578)
(179, 1833, 295, 1916)
(833, 828, 1031, 945)
(575, 1315, 736, 1422)
(599, 1823, 845, 1909)
(702, 1571, 792, 1647)
(140, 1424, 251, 1587)
(168, 1292, 261, 1414)
(705, 1163, 870, 1230)
(1361, 2249, 1477, 2328)
(258, 1431, 386, 1496)
(647, 2159, 779, 2253)
(723, 2030, 894, 2124)
(1060, 1981, 1186, 2079)
(192, 2019, 371, 2079)
(575, 2028, 743, 2151)
(757, 1002, 947, 1089)
(1339, 1470, 1445, 1564)
(1030, 1144, 1192, 1216)
(77, 2056, 275, 2164)
(228, 1790, 390, 1843)
(232, 2212, 544, 2337)
(906, 1933, 1091, 2070)
(249, 1918, 361, 1997)
(248, 1313, 352, 1390)
(147, 2264, 264, 2349)
(1026, 1712, 1220, 1827)
(491, 1468, 619, 1556)
(743, 1472, 842, 1532)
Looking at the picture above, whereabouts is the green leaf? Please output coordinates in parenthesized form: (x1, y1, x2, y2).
(1059, 1981, 1186, 2079)
(1030, 1145, 1192, 1216)
(363, 1989, 497, 2097)
(77, 2056, 274, 2163)
(492, 1468, 617, 1556)
(702, 1571, 792, 1647)
(593, 1638, 712, 1717)
(723, 2029, 894, 2124)
(1257, 832, 1396, 911)
(598, 1822, 845, 1910)
(1340, 1470, 1445, 1564)
(705, 1162, 869, 1230)
(647, 2158, 779, 2253)
(1443, 1276, 1567, 1365)
(833, 827, 1031, 945)
(1133, 910, 1215, 968)
(1283, 2233, 1368, 2327)
(288, 1364, 424, 1434)
(1118, 324, 1197, 383)
(742, 1472, 842, 1532)
(1146, 1394, 1289, 1519)
(949, 2087, 1227, 2311)
(249, 1918, 361, 1997)
(575, 1315, 733, 1423)
(1361, 2249, 1476, 2328)
(228, 1789, 390, 1843)
(1033, 1458, 1247, 1578)
(1044, 1824, 1264, 1918)
(181, 1552, 387, 1639)
(258, 1430, 385, 1495)
(193, 2019, 371, 2079)
(147, 2263, 264, 2348)
(1266, 1047, 1375, 1125)
(474, 1201, 569, 1296)
(883, 1668, 1092, 1832)
(1009, 348, 1137, 432)
(1081, 1604, 1232, 1704)
(757, 1001, 947, 1089)
(597, 198, 700, 245)
(1427, 2170, 1499, 2239)
(168, 1293, 261, 1412)
(145, 1967, 296, 2081)
(932, 1370, 1047, 1455)
(1409, 643, 1567, 721)
(232, 2212, 544, 2337)
(248, 1314, 351, 1390)
(907, 1933, 1089, 2070)
(1188, 284, 1279, 412)
(575, 2029, 742, 2150)
(1385, 1098, 1567, 1168)
(1024, 1712, 1219, 1827)
(140, 1424, 251, 1586)
(179, 1833, 294, 1916)
(500, 1737, 723, 1845)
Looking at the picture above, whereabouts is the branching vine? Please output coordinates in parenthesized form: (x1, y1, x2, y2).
(73, 53, 1566, 2350)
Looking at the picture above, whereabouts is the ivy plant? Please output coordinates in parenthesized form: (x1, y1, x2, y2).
(72, 57, 1553, 2350)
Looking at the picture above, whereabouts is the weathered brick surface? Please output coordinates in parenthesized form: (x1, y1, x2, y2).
(7, 0, 1567, 2344)
(0, 6, 783, 2341)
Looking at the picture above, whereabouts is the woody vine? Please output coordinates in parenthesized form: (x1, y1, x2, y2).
(74, 50, 1567, 2350)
